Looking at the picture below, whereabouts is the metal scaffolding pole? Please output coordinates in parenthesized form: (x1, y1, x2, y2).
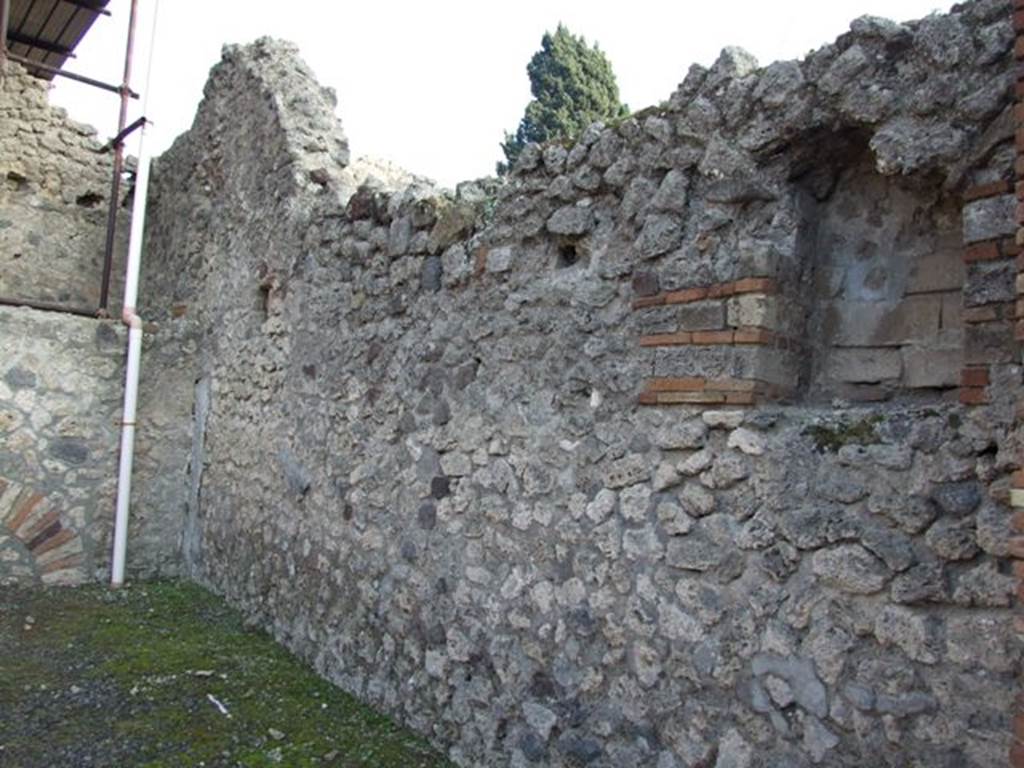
(98, 0, 140, 313)
(5, 51, 132, 94)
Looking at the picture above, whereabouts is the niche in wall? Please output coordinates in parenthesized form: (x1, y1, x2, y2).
(800, 149, 964, 401)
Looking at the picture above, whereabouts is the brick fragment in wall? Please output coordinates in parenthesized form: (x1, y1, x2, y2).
(963, 240, 1002, 262)
(733, 327, 776, 345)
(963, 302, 1015, 324)
(961, 366, 991, 387)
(646, 278, 779, 309)
(957, 382, 988, 407)
(633, 294, 667, 310)
(664, 286, 710, 304)
(640, 332, 694, 347)
(641, 388, 762, 406)
(691, 329, 736, 345)
(963, 180, 1011, 201)
(632, 271, 660, 297)
(643, 328, 788, 349)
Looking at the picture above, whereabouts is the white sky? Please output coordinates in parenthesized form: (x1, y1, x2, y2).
(47, 0, 952, 189)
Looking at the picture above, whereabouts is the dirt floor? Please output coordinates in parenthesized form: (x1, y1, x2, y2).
(0, 580, 453, 768)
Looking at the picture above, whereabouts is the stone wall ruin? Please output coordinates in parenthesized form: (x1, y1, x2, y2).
(2, 1, 1023, 766)
(0, 60, 175, 585)
(136, 3, 1021, 766)
(0, 61, 128, 309)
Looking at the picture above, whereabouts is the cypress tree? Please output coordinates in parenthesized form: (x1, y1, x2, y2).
(499, 24, 628, 173)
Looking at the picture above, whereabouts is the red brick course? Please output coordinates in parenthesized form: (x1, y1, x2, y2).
(961, 367, 990, 388)
(963, 237, 1018, 263)
(638, 377, 783, 406)
(963, 180, 1012, 201)
(958, 387, 989, 406)
(633, 278, 778, 310)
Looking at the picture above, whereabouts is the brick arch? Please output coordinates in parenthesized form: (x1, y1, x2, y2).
(0, 477, 87, 586)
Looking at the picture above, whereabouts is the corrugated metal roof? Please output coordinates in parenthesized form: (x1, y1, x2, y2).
(6, 0, 109, 78)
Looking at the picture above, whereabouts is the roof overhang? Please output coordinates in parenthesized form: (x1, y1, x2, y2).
(4, 0, 110, 78)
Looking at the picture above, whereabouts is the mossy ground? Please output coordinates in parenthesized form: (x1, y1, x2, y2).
(0, 580, 453, 768)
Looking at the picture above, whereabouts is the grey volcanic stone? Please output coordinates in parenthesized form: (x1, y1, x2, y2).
(50, 438, 88, 466)
(925, 518, 980, 560)
(653, 420, 707, 450)
(891, 562, 948, 604)
(667, 534, 723, 571)
(636, 215, 683, 259)
(547, 205, 595, 235)
(604, 455, 651, 489)
(522, 702, 558, 741)
(962, 194, 1016, 243)
(874, 606, 939, 664)
(4, 366, 37, 389)
(420, 256, 442, 292)
(811, 545, 890, 594)
(931, 482, 982, 516)
(751, 655, 828, 717)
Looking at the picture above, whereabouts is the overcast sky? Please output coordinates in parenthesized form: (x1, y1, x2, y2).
(48, 0, 952, 188)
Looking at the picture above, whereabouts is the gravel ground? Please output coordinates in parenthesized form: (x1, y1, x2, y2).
(0, 580, 453, 768)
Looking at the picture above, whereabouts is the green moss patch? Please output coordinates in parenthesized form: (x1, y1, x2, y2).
(802, 414, 884, 453)
(0, 580, 452, 768)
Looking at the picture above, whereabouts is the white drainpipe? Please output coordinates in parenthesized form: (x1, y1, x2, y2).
(111, 1, 159, 588)
(110, 143, 151, 588)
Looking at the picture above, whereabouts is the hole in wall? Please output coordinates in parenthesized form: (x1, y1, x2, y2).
(5, 171, 28, 191)
(555, 238, 588, 269)
(558, 243, 579, 268)
(76, 192, 103, 208)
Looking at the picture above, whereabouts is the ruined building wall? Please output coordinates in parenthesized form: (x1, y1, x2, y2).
(140, 4, 1020, 767)
(1006, 4, 1024, 766)
(0, 61, 127, 308)
(0, 62, 181, 584)
(0, 306, 124, 585)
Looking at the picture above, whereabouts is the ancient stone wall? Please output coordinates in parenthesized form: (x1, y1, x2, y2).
(0, 306, 123, 585)
(1006, 2, 1024, 765)
(0, 63, 182, 584)
(141, 4, 1021, 766)
(0, 61, 127, 309)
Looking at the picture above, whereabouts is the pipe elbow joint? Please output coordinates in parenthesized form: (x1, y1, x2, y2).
(122, 306, 142, 330)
